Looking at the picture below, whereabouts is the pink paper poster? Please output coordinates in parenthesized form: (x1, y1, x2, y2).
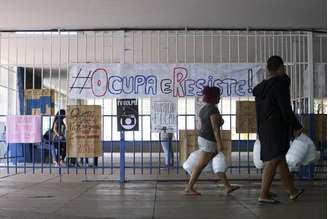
(6, 115, 41, 143)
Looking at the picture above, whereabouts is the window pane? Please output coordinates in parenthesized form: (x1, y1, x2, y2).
(104, 116, 112, 141)
(133, 126, 142, 141)
(186, 115, 195, 129)
(95, 99, 103, 106)
(178, 98, 186, 114)
(112, 99, 117, 114)
(220, 98, 231, 114)
(0, 87, 8, 115)
(9, 70, 17, 89)
(8, 90, 17, 115)
(178, 116, 186, 130)
(142, 116, 151, 140)
(103, 99, 112, 115)
(42, 116, 53, 133)
(0, 66, 9, 88)
(222, 115, 230, 130)
(186, 97, 195, 114)
(112, 117, 120, 140)
(142, 98, 150, 114)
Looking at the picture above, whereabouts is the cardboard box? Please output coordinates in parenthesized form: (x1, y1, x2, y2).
(236, 115, 257, 133)
(236, 100, 256, 116)
(179, 129, 232, 165)
(220, 130, 232, 164)
(220, 130, 230, 141)
(179, 130, 197, 163)
(236, 101, 257, 133)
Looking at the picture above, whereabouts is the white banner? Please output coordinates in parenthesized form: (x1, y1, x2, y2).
(151, 98, 178, 132)
(68, 63, 264, 99)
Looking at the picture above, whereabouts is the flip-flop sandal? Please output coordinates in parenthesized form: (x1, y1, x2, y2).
(258, 198, 281, 204)
(289, 189, 305, 201)
(226, 186, 240, 195)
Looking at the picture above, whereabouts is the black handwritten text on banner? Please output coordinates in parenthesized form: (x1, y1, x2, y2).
(68, 64, 264, 99)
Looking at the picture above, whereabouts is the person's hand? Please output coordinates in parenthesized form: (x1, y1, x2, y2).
(294, 128, 303, 137)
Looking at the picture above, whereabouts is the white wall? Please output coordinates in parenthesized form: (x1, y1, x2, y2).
(0, 0, 326, 30)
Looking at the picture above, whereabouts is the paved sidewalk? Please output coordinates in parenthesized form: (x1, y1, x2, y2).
(0, 173, 325, 218)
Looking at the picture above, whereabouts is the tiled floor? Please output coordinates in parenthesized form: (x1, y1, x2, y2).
(0, 173, 326, 219)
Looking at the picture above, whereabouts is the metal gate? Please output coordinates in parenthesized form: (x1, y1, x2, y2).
(0, 29, 326, 181)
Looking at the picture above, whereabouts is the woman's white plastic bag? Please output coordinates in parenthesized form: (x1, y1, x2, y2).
(286, 133, 310, 169)
(288, 165, 300, 172)
(253, 139, 264, 169)
(300, 135, 318, 165)
(212, 152, 227, 173)
(183, 150, 212, 175)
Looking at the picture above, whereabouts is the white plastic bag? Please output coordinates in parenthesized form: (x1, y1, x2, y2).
(253, 139, 264, 169)
(183, 150, 212, 175)
(212, 152, 227, 173)
(301, 135, 317, 165)
(286, 133, 310, 169)
(288, 165, 300, 172)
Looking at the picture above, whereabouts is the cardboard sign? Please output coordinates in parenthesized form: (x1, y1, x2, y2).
(236, 101, 257, 133)
(117, 99, 139, 131)
(220, 130, 232, 165)
(179, 130, 198, 163)
(6, 115, 41, 143)
(67, 105, 102, 157)
(25, 89, 55, 115)
(151, 98, 177, 132)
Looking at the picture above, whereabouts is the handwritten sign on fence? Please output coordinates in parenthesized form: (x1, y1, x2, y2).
(67, 105, 102, 157)
(6, 115, 41, 143)
(151, 98, 177, 132)
(68, 64, 264, 99)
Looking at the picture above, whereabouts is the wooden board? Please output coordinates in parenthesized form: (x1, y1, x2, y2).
(179, 130, 197, 163)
